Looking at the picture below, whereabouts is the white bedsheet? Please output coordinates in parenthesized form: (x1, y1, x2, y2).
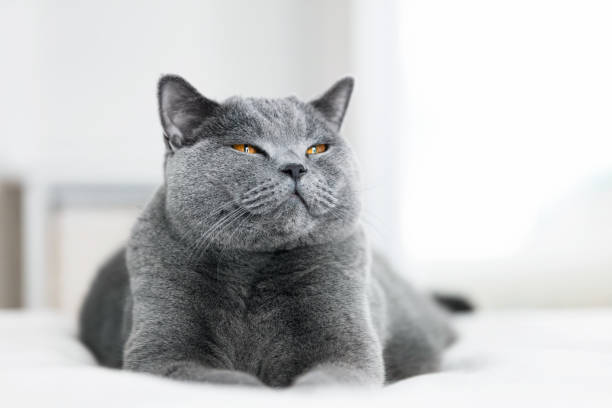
(1, 309, 611, 408)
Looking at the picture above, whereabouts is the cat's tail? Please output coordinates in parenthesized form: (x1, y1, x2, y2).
(432, 293, 475, 313)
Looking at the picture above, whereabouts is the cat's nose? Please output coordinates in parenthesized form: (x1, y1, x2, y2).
(279, 163, 307, 181)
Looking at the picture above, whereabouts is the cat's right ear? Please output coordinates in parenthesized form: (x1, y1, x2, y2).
(158, 75, 219, 151)
(309, 77, 354, 132)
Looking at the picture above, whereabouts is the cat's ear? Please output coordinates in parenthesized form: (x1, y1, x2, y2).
(309, 77, 354, 132)
(158, 75, 219, 151)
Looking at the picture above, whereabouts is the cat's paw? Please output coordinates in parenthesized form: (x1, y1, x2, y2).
(293, 364, 383, 388)
(293, 370, 339, 387)
(163, 363, 263, 386)
(205, 370, 263, 386)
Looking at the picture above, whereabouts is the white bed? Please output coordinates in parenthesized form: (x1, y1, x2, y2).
(1, 309, 611, 408)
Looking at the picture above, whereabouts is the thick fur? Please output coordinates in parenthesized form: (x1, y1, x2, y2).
(79, 75, 456, 387)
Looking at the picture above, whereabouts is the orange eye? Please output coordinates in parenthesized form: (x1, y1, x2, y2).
(306, 144, 327, 155)
(232, 144, 258, 154)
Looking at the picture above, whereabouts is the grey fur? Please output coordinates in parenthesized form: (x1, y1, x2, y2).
(79, 75, 455, 387)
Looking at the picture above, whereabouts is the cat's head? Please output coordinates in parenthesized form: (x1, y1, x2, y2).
(159, 75, 361, 251)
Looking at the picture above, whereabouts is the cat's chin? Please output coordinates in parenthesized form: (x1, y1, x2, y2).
(274, 191, 309, 213)
(278, 198, 335, 222)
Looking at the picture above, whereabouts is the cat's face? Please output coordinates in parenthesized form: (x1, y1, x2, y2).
(159, 75, 360, 251)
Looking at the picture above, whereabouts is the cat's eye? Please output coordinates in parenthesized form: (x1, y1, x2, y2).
(306, 144, 328, 155)
(232, 144, 258, 154)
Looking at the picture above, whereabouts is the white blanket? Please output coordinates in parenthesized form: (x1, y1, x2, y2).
(1, 309, 611, 408)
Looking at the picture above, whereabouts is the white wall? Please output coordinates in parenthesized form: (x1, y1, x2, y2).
(349, 0, 404, 266)
(397, 0, 612, 307)
(0, 2, 41, 175)
(1, 0, 353, 183)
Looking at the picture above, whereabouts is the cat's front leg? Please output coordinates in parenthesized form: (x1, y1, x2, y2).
(123, 258, 262, 386)
(286, 272, 386, 387)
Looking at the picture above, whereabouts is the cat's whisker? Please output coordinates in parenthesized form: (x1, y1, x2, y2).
(326, 207, 350, 223)
(200, 207, 248, 254)
(314, 182, 335, 197)
(200, 207, 245, 244)
(188, 206, 246, 261)
(224, 212, 254, 250)
(241, 190, 275, 205)
(242, 179, 275, 195)
(243, 195, 281, 212)
(314, 192, 338, 210)
(179, 200, 239, 254)
(215, 212, 255, 280)
(203, 212, 249, 260)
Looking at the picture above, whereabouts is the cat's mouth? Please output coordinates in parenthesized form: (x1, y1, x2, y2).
(287, 190, 308, 208)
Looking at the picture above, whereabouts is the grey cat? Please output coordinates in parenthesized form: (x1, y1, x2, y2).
(79, 75, 457, 387)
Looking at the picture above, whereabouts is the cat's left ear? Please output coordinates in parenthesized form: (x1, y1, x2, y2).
(158, 75, 219, 151)
(309, 76, 354, 132)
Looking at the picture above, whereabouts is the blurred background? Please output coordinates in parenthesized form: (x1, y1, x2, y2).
(1, 0, 611, 318)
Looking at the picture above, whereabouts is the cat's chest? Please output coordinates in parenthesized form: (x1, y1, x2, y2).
(201, 267, 324, 338)
(197, 261, 361, 384)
